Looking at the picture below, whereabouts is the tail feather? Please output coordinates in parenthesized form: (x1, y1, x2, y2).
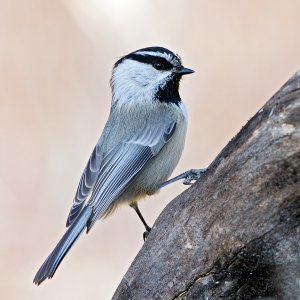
(33, 206, 93, 285)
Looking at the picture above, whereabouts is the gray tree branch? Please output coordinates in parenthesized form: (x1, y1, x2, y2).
(112, 70, 300, 300)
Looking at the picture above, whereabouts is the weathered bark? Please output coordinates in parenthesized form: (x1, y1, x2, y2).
(112, 71, 300, 300)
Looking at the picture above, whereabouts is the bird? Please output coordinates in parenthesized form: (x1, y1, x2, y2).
(33, 46, 194, 285)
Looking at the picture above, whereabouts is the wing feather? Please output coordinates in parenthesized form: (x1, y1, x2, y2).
(66, 143, 103, 227)
(86, 120, 176, 232)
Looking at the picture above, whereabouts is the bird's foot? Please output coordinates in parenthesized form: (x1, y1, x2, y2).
(182, 168, 207, 185)
(143, 226, 151, 241)
(160, 168, 207, 188)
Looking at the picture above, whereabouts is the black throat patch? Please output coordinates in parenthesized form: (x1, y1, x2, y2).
(156, 75, 182, 106)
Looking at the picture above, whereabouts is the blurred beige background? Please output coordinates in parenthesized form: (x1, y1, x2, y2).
(1, 0, 300, 299)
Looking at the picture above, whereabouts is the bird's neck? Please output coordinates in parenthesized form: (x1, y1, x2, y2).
(111, 81, 181, 107)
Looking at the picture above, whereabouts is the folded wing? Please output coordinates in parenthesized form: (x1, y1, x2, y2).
(86, 120, 176, 231)
(34, 119, 176, 285)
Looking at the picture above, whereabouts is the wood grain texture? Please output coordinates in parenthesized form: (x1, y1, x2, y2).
(112, 71, 300, 300)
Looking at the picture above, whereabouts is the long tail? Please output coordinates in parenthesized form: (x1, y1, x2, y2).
(33, 206, 93, 285)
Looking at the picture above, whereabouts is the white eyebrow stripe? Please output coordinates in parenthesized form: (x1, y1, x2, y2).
(135, 51, 170, 57)
(135, 51, 181, 66)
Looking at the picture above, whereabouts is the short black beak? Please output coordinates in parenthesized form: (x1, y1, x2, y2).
(176, 66, 195, 75)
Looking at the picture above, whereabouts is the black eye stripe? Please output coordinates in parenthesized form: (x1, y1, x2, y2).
(115, 53, 174, 70)
(129, 54, 174, 70)
(114, 46, 182, 69)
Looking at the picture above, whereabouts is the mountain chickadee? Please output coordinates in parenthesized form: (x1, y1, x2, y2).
(33, 46, 194, 285)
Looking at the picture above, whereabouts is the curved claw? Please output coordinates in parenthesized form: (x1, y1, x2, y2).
(143, 228, 151, 241)
(160, 168, 207, 188)
(182, 168, 207, 185)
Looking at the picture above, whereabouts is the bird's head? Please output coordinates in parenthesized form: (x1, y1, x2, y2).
(111, 47, 194, 105)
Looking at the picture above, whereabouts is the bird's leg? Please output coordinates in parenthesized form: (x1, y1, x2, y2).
(160, 168, 207, 188)
(130, 202, 151, 241)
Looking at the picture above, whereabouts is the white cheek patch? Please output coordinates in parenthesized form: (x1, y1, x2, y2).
(111, 60, 172, 105)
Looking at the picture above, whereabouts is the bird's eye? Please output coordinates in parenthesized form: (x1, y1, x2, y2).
(153, 63, 164, 70)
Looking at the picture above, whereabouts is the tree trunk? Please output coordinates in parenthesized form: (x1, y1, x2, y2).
(112, 71, 300, 300)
